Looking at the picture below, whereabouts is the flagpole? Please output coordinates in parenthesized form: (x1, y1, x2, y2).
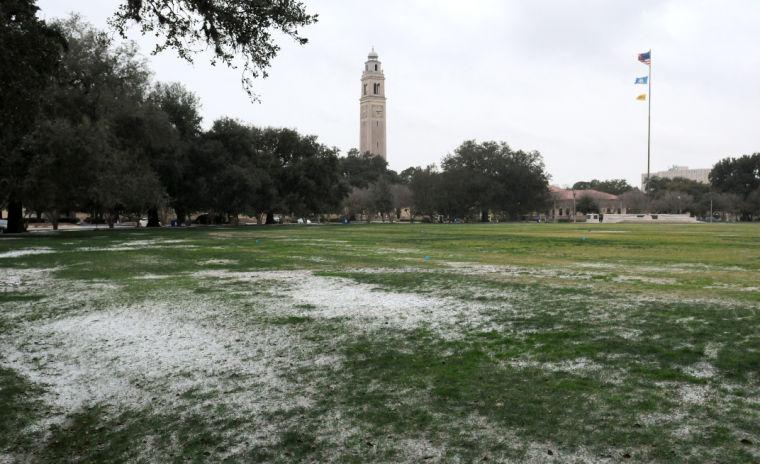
(646, 50, 652, 187)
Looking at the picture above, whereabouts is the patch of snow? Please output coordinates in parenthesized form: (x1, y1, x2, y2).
(682, 362, 716, 379)
(192, 270, 493, 334)
(1, 299, 314, 435)
(0, 247, 55, 258)
(678, 384, 711, 405)
(704, 342, 721, 360)
(504, 357, 603, 375)
(76, 238, 192, 252)
(197, 258, 238, 266)
(613, 275, 677, 285)
(133, 274, 170, 280)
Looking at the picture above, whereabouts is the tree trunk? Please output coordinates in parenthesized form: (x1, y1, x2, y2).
(175, 207, 186, 226)
(5, 199, 25, 233)
(147, 207, 160, 227)
(265, 211, 275, 225)
(481, 209, 489, 223)
(49, 210, 59, 231)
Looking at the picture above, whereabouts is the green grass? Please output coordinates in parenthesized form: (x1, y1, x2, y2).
(1, 223, 760, 462)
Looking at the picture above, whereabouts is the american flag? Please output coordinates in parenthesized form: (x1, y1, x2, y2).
(638, 51, 651, 65)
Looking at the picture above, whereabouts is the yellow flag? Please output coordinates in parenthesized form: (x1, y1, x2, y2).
(636, 94, 647, 101)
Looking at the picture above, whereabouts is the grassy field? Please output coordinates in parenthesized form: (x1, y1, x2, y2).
(1, 223, 759, 463)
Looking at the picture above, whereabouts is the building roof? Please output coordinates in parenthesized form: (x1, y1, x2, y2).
(549, 186, 619, 201)
(368, 48, 378, 59)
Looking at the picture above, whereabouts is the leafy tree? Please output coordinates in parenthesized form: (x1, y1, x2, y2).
(33, 16, 171, 227)
(398, 167, 418, 185)
(745, 188, 760, 220)
(390, 183, 413, 222)
(0, 0, 66, 232)
(620, 189, 649, 214)
(262, 128, 347, 221)
(93, 146, 165, 228)
(650, 191, 694, 214)
(197, 118, 273, 222)
(108, 0, 317, 99)
(408, 165, 440, 222)
(572, 179, 633, 195)
(340, 149, 396, 189)
(700, 191, 741, 221)
(44, 16, 151, 125)
(710, 154, 760, 219)
(343, 187, 372, 222)
(575, 195, 599, 214)
(22, 119, 101, 229)
(149, 82, 202, 138)
(147, 82, 203, 224)
(370, 178, 393, 222)
(646, 176, 709, 199)
(441, 140, 549, 221)
(710, 154, 760, 198)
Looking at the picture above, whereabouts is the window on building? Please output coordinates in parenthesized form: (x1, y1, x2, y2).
(363, 84, 367, 95)
(374, 64, 378, 71)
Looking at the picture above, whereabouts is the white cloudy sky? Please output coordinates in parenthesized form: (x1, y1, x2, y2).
(38, 0, 760, 187)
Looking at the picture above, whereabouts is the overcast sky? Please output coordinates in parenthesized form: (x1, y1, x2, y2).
(38, 0, 760, 187)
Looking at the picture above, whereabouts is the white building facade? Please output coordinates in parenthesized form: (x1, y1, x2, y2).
(642, 165, 711, 187)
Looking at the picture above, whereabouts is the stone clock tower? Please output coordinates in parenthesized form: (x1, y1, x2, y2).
(360, 48, 386, 159)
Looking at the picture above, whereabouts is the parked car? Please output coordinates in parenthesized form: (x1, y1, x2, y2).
(0, 219, 7, 231)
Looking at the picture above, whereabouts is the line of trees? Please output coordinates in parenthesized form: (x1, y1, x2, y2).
(338, 141, 552, 224)
(571, 154, 760, 220)
(1, 0, 319, 232)
(1, 15, 350, 231)
(403, 141, 550, 222)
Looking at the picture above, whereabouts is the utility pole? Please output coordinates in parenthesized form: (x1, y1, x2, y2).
(572, 190, 577, 223)
(646, 50, 652, 186)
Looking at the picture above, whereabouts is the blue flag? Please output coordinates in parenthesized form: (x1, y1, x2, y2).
(635, 76, 648, 85)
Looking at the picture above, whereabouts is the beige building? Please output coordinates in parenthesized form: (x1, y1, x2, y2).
(642, 165, 711, 188)
(548, 186, 626, 221)
(360, 48, 387, 159)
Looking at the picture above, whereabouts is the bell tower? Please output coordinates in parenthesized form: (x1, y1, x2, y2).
(360, 48, 386, 159)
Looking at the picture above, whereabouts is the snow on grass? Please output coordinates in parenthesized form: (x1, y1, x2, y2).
(612, 275, 678, 285)
(133, 273, 170, 280)
(504, 357, 604, 375)
(0, 247, 55, 258)
(681, 361, 717, 379)
(677, 384, 712, 405)
(75, 238, 192, 252)
(441, 261, 606, 281)
(192, 269, 494, 335)
(197, 258, 238, 266)
(0, 267, 55, 288)
(1, 296, 318, 440)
